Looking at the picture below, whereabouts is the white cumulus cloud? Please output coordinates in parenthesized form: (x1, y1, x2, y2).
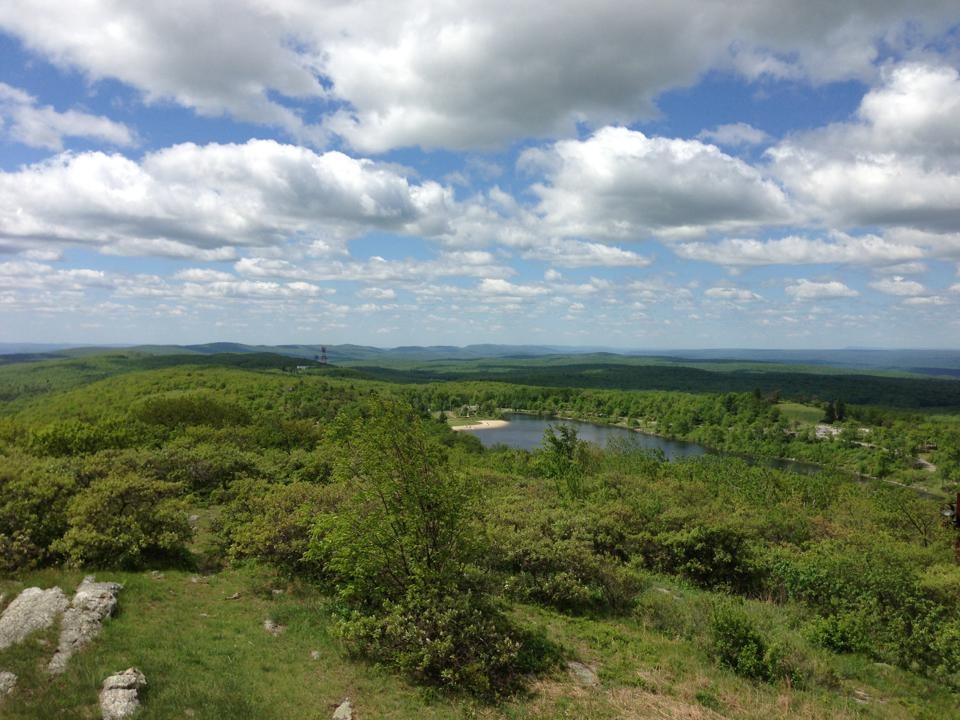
(522, 127, 791, 240)
(785, 279, 859, 300)
(2, 2, 955, 150)
(0, 83, 134, 149)
(0, 140, 446, 257)
(869, 275, 926, 296)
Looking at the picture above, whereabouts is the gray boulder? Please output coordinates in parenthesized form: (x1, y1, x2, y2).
(0, 587, 69, 650)
(48, 576, 122, 674)
(99, 668, 146, 720)
(263, 618, 286, 636)
(566, 660, 599, 687)
(0, 670, 17, 698)
(332, 698, 353, 720)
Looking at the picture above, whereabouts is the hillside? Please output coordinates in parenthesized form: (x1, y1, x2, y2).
(0, 354, 958, 718)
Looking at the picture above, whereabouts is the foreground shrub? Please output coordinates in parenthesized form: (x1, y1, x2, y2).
(339, 586, 528, 697)
(53, 473, 191, 568)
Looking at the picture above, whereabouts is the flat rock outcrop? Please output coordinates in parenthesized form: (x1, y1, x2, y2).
(48, 576, 122, 674)
(0, 587, 69, 650)
(99, 668, 146, 720)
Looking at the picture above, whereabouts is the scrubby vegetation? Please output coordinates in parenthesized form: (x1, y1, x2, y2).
(1, 352, 958, 717)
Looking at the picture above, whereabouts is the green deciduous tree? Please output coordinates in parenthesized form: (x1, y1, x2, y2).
(311, 400, 534, 696)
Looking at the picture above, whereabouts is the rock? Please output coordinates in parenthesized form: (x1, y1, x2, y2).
(332, 698, 353, 720)
(48, 576, 122, 674)
(653, 587, 680, 600)
(263, 618, 286, 636)
(188, 514, 200, 529)
(0, 670, 17, 697)
(99, 667, 147, 720)
(0, 587, 69, 650)
(566, 660, 599, 687)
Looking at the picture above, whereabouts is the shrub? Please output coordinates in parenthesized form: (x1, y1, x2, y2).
(28, 417, 138, 456)
(219, 478, 343, 577)
(339, 586, 528, 698)
(634, 586, 706, 638)
(646, 524, 765, 593)
(154, 441, 261, 494)
(0, 453, 75, 570)
(805, 611, 871, 654)
(710, 602, 803, 685)
(489, 513, 645, 614)
(53, 473, 191, 568)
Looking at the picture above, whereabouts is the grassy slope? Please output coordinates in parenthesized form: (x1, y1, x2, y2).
(2, 566, 953, 720)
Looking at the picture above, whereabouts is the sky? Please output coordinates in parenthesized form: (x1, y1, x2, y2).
(1, 2, 960, 349)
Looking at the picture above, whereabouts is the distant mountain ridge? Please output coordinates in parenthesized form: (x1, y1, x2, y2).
(2, 343, 960, 376)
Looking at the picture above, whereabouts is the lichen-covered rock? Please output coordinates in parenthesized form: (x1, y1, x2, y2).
(48, 576, 122, 674)
(99, 668, 146, 720)
(0, 670, 17, 697)
(263, 618, 286, 636)
(332, 698, 353, 720)
(0, 587, 69, 650)
(566, 660, 599, 687)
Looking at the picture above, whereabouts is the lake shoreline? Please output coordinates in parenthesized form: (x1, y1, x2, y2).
(450, 418, 510, 431)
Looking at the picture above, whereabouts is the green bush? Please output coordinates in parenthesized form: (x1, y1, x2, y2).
(28, 417, 139, 456)
(710, 602, 802, 685)
(805, 611, 871, 654)
(0, 453, 75, 570)
(53, 473, 191, 568)
(489, 513, 645, 614)
(645, 524, 765, 593)
(154, 441, 261, 494)
(218, 478, 343, 577)
(339, 586, 528, 698)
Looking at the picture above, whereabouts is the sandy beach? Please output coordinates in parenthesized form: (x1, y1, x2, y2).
(450, 419, 510, 431)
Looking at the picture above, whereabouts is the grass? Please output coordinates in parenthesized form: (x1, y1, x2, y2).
(2, 567, 957, 719)
(0, 567, 473, 720)
(778, 402, 824, 426)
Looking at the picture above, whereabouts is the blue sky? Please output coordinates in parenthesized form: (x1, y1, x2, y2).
(1, 1, 960, 349)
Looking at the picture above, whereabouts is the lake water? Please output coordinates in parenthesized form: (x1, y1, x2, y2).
(464, 413, 824, 475)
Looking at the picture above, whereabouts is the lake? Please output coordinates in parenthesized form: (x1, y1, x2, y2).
(464, 413, 824, 475)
